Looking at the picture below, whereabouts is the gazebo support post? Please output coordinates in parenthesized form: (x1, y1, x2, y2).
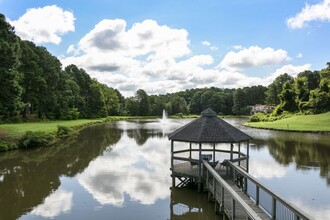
(198, 143, 202, 192)
(230, 143, 234, 161)
(171, 140, 175, 187)
(230, 143, 234, 178)
(189, 142, 192, 158)
(238, 142, 241, 166)
(246, 140, 250, 173)
(213, 143, 215, 163)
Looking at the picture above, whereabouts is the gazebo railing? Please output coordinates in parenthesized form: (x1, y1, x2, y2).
(204, 160, 263, 220)
(225, 161, 312, 220)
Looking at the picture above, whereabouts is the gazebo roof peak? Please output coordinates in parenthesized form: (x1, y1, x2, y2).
(201, 108, 217, 117)
(168, 108, 251, 143)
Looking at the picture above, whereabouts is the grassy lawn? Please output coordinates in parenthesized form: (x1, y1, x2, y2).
(245, 111, 330, 132)
(0, 119, 104, 137)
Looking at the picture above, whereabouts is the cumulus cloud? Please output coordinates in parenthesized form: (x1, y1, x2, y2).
(9, 5, 75, 44)
(218, 46, 290, 70)
(287, 0, 330, 29)
(61, 18, 310, 96)
(68, 19, 190, 59)
(269, 64, 311, 79)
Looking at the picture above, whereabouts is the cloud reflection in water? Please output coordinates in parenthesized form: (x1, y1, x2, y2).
(78, 123, 172, 207)
(29, 190, 73, 218)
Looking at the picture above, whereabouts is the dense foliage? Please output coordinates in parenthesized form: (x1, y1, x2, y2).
(0, 14, 123, 120)
(0, 13, 329, 121)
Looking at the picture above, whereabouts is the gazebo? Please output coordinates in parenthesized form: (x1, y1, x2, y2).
(168, 108, 252, 190)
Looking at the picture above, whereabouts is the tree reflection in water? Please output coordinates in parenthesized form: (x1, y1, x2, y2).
(0, 118, 329, 220)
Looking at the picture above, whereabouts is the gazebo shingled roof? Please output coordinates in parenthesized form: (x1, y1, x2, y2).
(168, 108, 251, 143)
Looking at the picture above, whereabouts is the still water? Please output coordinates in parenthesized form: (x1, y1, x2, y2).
(0, 118, 329, 220)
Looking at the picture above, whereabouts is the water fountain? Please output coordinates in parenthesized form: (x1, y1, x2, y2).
(159, 109, 169, 124)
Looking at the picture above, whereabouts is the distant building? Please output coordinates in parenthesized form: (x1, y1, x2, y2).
(250, 104, 275, 115)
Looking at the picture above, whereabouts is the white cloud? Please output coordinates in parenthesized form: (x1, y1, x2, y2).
(287, 0, 330, 29)
(269, 64, 311, 79)
(9, 5, 75, 44)
(201, 41, 211, 47)
(296, 52, 303, 58)
(30, 190, 73, 218)
(61, 18, 310, 96)
(232, 45, 243, 50)
(201, 40, 218, 50)
(69, 19, 190, 59)
(218, 46, 290, 70)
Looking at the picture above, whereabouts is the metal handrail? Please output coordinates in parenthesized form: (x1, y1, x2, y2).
(203, 160, 263, 220)
(226, 160, 312, 220)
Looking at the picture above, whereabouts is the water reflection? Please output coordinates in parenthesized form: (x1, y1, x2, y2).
(29, 189, 73, 218)
(226, 118, 330, 184)
(170, 188, 221, 220)
(78, 130, 171, 206)
(0, 118, 329, 219)
(0, 123, 121, 220)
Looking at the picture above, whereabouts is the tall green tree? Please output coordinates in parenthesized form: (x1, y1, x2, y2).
(265, 73, 294, 105)
(0, 14, 22, 118)
(135, 89, 149, 116)
(232, 88, 248, 115)
(166, 95, 188, 115)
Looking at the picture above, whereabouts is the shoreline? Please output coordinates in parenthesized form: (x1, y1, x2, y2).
(244, 123, 330, 134)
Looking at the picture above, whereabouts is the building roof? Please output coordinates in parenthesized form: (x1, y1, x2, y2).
(168, 108, 252, 143)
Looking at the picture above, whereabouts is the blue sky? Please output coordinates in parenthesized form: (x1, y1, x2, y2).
(1, 0, 330, 96)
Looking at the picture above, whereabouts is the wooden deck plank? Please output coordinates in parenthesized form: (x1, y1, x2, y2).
(172, 162, 271, 220)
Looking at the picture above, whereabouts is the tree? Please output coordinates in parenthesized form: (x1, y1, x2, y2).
(265, 73, 294, 105)
(125, 97, 138, 116)
(99, 83, 120, 116)
(232, 88, 248, 115)
(277, 82, 298, 113)
(189, 91, 203, 114)
(0, 14, 22, 118)
(167, 95, 188, 115)
(135, 89, 149, 116)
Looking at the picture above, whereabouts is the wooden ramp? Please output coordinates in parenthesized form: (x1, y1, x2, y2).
(172, 161, 311, 220)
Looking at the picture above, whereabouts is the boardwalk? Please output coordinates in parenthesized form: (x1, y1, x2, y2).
(172, 160, 311, 220)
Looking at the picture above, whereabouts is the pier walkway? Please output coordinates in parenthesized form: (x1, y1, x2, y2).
(171, 159, 311, 220)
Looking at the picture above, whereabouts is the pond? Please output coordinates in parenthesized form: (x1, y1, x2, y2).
(0, 118, 329, 220)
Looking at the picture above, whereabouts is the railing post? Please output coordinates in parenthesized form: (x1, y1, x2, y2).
(244, 177, 248, 194)
(221, 186, 225, 213)
(272, 197, 276, 220)
(238, 142, 241, 167)
(171, 140, 175, 187)
(213, 176, 216, 198)
(232, 198, 236, 219)
(256, 185, 259, 206)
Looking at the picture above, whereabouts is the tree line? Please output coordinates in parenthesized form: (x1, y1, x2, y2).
(1, 13, 329, 121)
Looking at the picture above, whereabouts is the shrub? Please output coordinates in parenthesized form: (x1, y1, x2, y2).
(19, 131, 55, 148)
(57, 125, 73, 137)
(249, 112, 267, 122)
(0, 143, 9, 151)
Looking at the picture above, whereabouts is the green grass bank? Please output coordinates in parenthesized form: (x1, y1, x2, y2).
(245, 111, 330, 132)
(0, 116, 135, 151)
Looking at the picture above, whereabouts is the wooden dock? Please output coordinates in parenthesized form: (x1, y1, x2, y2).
(171, 160, 311, 220)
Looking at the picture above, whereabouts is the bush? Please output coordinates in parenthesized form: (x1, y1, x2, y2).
(0, 143, 9, 151)
(19, 131, 55, 148)
(249, 112, 268, 122)
(57, 125, 73, 137)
